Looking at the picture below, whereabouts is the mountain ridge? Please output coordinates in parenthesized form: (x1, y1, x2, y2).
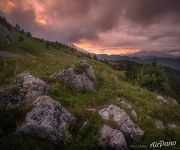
(97, 54, 180, 71)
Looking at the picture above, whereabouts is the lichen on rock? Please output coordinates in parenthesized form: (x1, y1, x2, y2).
(99, 105, 144, 140)
(50, 60, 96, 92)
(17, 96, 76, 143)
(99, 125, 128, 150)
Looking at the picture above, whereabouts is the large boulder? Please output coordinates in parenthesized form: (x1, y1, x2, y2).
(0, 72, 48, 108)
(50, 61, 95, 91)
(17, 96, 76, 143)
(17, 72, 48, 100)
(99, 105, 144, 140)
(99, 125, 128, 150)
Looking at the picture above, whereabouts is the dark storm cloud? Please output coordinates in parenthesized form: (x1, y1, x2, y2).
(0, 0, 180, 55)
(0, 0, 39, 31)
(44, 0, 124, 42)
(124, 0, 180, 26)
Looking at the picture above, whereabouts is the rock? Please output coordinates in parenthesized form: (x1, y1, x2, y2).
(51, 62, 95, 92)
(0, 72, 47, 108)
(17, 96, 76, 143)
(79, 60, 95, 81)
(130, 110, 138, 118)
(172, 99, 178, 104)
(156, 95, 168, 103)
(156, 95, 164, 101)
(116, 96, 126, 101)
(99, 105, 144, 140)
(155, 119, 165, 129)
(0, 88, 5, 92)
(17, 72, 48, 100)
(0, 86, 26, 108)
(121, 100, 132, 109)
(86, 108, 96, 112)
(168, 123, 177, 129)
(80, 120, 90, 133)
(99, 125, 128, 150)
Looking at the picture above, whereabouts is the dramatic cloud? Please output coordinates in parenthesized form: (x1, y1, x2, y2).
(0, 0, 180, 56)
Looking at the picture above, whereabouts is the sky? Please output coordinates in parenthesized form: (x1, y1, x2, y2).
(0, 0, 180, 57)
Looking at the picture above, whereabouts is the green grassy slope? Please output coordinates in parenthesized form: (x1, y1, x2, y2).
(0, 28, 180, 150)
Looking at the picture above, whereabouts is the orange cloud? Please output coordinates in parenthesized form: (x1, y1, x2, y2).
(36, 16, 47, 25)
(74, 40, 141, 55)
(0, 0, 16, 13)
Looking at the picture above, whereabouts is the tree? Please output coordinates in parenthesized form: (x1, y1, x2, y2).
(15, 24, 20, 31)
(20, 29, 25, 34)
(26, 32, 31, 37)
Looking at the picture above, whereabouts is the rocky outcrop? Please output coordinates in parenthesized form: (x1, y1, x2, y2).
(17, 96, 76, 143)
(99, 105, 144, 140)
(0, 72, 48, 108)
(17, 72, 48, 100)
(50, 60, 95, 91)
(99, 125, 128, 150)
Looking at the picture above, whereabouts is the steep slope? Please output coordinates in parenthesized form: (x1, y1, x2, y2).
(0, 17, 180, 150)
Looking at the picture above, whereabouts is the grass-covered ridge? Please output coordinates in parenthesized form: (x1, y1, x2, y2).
(0, 19, 180, 150)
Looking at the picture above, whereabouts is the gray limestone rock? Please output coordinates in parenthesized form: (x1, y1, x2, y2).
(130, 110, 138, 118)
(50, 61, 96, 92)
(156, 95, 168, 103)
(167, 123, 177, 129)
(17, 72, 48, 100)
(17, 96, 76, 143)
(155, 119, 165, 130)
(99, 105, 144, 140)
(99, 125, 128, 150)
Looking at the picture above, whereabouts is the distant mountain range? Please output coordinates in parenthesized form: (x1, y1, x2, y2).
(97, 54, 180, 71)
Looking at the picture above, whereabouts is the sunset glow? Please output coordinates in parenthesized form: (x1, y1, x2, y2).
(0, 0, 180, 57)
(74, 41, 141, 55)
(36, 16, 47, 25)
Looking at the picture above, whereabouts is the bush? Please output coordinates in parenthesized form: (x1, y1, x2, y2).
(74, 63, 89, 74)
(137, 62, 171, 94)
(125, 71, 137, 82)
(17, 35, 24, 43)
